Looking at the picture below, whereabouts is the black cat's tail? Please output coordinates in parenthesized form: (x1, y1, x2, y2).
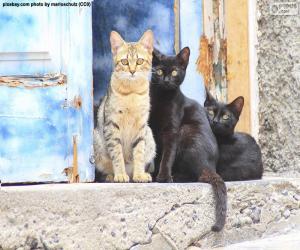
(199, 168, 227, 232)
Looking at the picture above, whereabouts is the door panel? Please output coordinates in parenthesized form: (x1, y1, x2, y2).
(0, 6, 62, 75)
(0, 5, 70, 182)
(0, 78, 69, 182)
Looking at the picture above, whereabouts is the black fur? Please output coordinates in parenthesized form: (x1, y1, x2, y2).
(149, 48, 227, 232)
(204, 90, 263, 181)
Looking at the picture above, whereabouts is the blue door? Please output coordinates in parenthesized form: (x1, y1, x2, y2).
(0, 4, 93, 182)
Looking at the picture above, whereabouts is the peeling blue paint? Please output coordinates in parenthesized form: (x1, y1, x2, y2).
(0, 3, 93, 183)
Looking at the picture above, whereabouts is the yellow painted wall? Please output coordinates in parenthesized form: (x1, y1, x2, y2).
(225, 0, 251, 133)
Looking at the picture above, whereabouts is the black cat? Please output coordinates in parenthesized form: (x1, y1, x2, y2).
(204, 91, 263, 181)
(149, 47, 227, 232)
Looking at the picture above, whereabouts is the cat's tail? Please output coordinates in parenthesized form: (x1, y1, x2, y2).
(199, 168, 227, 232)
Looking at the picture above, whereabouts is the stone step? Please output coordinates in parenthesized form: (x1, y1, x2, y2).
(0, 178, 299, 250)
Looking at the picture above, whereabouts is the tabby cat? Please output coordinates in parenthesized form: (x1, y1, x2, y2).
(204, 91, 263, 181)
(93, 30, 156, 183)
(149, 48, 227, 232)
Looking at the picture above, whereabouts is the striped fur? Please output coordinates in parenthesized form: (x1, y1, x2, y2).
(93, 30, 156, 182)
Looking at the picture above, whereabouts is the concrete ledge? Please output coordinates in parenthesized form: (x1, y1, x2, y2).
(1, 179, 300, 250)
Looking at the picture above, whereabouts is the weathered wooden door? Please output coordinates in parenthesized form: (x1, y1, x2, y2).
(0, 4, 93, 182)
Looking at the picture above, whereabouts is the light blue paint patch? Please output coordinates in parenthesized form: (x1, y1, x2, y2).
(180, 0, 205, 105)
(0, 85, 69, 182)
(24, 15, 34, 25)
(0, 13, 13, 25)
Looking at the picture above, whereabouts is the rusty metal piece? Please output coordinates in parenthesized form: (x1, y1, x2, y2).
(72, 96, 82, 109)
(0, 74, 67, 89)
(62, 135, 79, 183)
(70, 135, 79, 183)
(62, 167, 74, 183)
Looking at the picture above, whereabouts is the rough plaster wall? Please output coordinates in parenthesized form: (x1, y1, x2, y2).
(257, 0, 300, 174)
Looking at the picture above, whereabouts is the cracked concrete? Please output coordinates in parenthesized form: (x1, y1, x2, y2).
(1, 179, 299, 250)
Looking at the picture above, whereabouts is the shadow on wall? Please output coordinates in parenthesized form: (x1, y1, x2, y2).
(92, 0, 175, 105)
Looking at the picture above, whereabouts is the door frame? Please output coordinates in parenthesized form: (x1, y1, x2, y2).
(199, 0, 256, 136)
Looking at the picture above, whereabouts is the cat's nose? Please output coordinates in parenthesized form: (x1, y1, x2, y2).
(130, 70, 135, 76)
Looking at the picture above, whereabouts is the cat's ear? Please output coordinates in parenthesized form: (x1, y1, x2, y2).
(139, 30, 154, 53)
(153, 48, 163, 63)
(153, 48, 162, 59)
(227, 96, 244, 117)
(204, 88, 217, 107)
(110, 31, 125, 56)
(177, 47, 190, 67)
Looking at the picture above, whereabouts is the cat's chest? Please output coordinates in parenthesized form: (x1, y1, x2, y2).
(118, 94, 148, 114)
(113, 95, 149, 128)
(218, 140, 243, 162)
(150, 101, 180, 126)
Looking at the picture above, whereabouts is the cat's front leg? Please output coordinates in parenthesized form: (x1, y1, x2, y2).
(132, 134, 152, 183)
(156, 132, 178, 182)
(104, 121, 129, 182)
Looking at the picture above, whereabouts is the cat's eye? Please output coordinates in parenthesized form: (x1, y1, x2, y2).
(137, 58, 144, 65)
(171, 70, 178, 77)
(222, 114, 230, 120)
(121, 59, 129, 65)
(157, 69, 163, 76)
(208, 110, 214, 116)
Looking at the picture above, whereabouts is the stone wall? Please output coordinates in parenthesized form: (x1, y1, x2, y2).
(257, 0, 300, 175)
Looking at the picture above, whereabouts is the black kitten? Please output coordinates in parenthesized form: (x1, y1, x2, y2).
(149, 48, 227, 232)
(204, 91, 263, 181)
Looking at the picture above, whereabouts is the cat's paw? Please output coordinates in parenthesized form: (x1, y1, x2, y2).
(133, 172, 152, 183)
(114, 173, 130, 183)
(105, 174, 114, 183)
(156, 174, 173, 183)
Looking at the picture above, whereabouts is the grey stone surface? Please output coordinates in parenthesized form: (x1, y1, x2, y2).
(188, 229, 300, 250)
(192, 178, 300, 249)
(257, 0, 300, 175)
(0, 179, 300, 250)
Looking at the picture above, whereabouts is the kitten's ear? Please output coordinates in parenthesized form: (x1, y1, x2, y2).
(110, 31, 125, 56)
(153, 48, 163, 63)
(139, 30, 154, 53)
(177, 47, 190, 67)
(227, 96, 244, 117)
(153, 48, 162, 59)
(204, 88, 216, 107)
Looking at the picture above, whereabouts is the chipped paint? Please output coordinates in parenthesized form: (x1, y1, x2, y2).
(62, 167, 74, 183)
(72, 96, 82, 109)
(0, 74, 66, 89)
(197, 36, 227, 99)
(197, 35, 213, 87)
(199, 0, 227, 102)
